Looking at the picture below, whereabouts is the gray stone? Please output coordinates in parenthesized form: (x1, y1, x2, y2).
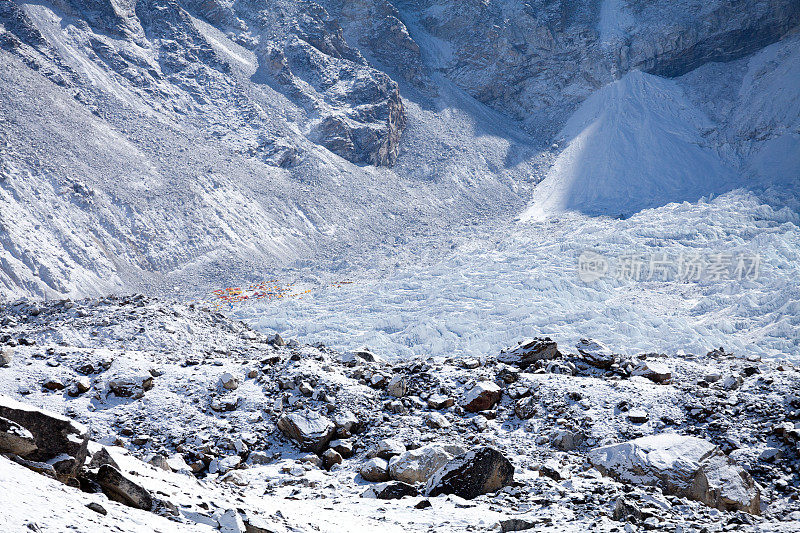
(589, 434, 760, 514)
(360, 457, 390, 482)
(277, 411, 335, 453)
(0, 394, 89, 482)
(498, 338, 560, 369)
(96, 464, 153, 510)
(461, 381, 501, 413)
(0, 416, 37, 456)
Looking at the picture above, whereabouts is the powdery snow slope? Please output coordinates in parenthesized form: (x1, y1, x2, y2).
(520, 70, 737, 222)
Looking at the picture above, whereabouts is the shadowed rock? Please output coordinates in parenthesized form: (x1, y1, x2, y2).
(425, 447, 514, 500)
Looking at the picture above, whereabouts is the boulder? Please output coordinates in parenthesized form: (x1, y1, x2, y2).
(370, 438, 406, 459)
(362, 481, 419, 500)
(219, 373, 239, 391)
(107, 374, 154, 398)
(43, 376, 65, 391)
(322, 448, 343, 469)
(588, 433, 760, 514)
(0, 394, 89, 482)
(389, 444, 454, 484)
(96, 464, 153, 510)
(360, 457, 390, 482)
(426, 412, 451, 429)
(576, 339, 616, 369)
(277, 411, 335, 453)
(0, 346, 12, 367)
(461, 381, 501, 413)
(550, 429, 584, 451)
(329, 438, 355, 459)
(332, 410, 360, 434)
(425, 447, 514, 499)
(427, 395, 454, 410)
(498, 338, 560, 368)
(0, 416, 38, 456)
(632, 360, 672, 383)
(386, 375, 408, 398)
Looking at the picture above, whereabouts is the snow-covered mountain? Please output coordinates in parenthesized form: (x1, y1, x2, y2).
(1, 0, 798, 300)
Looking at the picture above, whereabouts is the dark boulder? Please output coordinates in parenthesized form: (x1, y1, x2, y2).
(425, 447, 514, 500)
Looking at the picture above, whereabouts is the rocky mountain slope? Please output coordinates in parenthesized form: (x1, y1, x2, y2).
(1, 297, 799, 531)
(1, 0, 798, 299)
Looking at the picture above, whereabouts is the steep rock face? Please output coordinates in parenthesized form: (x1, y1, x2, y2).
(389, 0, 800, 135)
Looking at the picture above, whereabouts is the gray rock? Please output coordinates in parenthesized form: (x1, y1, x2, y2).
(386, 375, 408, 398)
(0, 416, 37, 456)
(498, 338, 560, 369)
(371, 438, 406, 460)
(322, 448, 343, 469)
(550, 429, 585, 451)
(589, 434, 760, 514)
(362, 481, 419, 500)
(277, 411, 335, 453)
(632, 360, 673, 383)
(0, 394, 88, 482)
(107, 374, 153, 398)
(389, 444, 454, 484)
(427, 395, 454, 410)
(86, 502, 107, 515)
(425, 447, 514, 500)
(576, 339, 616, 369)
(96, 464, 153, 510)
(360, 457, 390, 482)
(0, 347, 12, 367)
(219, 373, 239, 391)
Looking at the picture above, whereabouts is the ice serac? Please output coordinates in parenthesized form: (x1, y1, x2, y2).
(589, 433, 760, 514)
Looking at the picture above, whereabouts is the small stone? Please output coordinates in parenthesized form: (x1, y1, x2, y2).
(387, 375, 408, 398)
(371, 439, 406, 460)
(219, 373, 239, 391)
(362, 481, 419, 500)
(277, 411, 335, 453)
(427, 395, 454, 410)
(426, 412, 451, 429)
(627, 410, 649, 423)
(632, 360, 672, 383)
(86, 502, 107, 515)
(576, 338, 616, 369)
(43, 377, 65, 391)
(462, 358, 480, 369)
(0, 347, 13, 367)
(322, 449, 343, 469)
